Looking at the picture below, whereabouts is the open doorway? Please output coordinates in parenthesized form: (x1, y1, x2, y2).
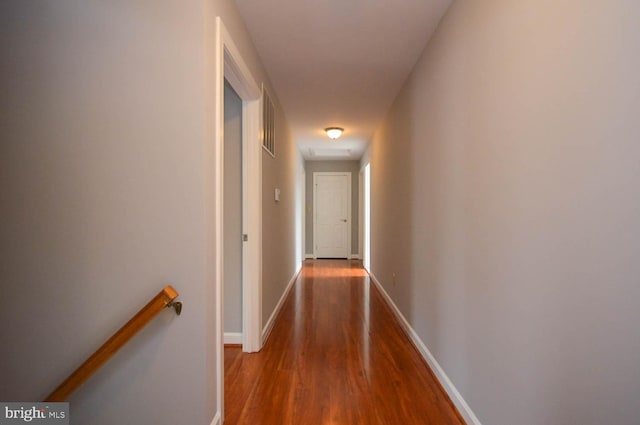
(214, 17, 262, 423)
(223, 80, 243, 346)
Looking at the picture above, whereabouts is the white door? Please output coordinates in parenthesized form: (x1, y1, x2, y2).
(314, 172, 351, 258)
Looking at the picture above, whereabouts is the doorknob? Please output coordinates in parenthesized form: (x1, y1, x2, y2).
(341, 219, 347, 222)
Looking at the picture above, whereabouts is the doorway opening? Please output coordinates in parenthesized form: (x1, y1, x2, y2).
(223, 80, 243, 346)
(214, 17, 262, 423)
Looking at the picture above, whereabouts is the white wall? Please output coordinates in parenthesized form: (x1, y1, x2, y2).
(0, 0, 297, 424)
(369, 1, 640, 424)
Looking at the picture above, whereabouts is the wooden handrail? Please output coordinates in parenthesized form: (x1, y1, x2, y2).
(44, 285, 181, 402)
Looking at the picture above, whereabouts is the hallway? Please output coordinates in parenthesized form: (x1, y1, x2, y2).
(224, 260, 465, 425)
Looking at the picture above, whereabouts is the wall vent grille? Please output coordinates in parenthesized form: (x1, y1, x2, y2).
(262, 87, 275, 157)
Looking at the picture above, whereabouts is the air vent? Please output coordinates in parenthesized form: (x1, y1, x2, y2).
(262, 87, 275, 157)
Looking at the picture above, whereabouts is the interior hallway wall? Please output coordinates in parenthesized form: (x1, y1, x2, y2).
(0, 0, 297, 423)
(261, 105, 304, 328)
(304, 160, 360, 257)
(0, 1, 210, 423)
(369, 1, 640, 424)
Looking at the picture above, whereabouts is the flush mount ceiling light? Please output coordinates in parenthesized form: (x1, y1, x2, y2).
(325, 127, 344, 140)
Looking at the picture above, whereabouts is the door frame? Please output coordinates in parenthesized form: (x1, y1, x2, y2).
(301, 169, 306, 263)
(358, 169, 363, 261)
(362, 162, 371, 271)
(214, 16, 262, 422)
(312, 172, 352, 259)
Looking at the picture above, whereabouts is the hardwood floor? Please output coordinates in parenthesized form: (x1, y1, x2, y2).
(224, 259, 465, 425)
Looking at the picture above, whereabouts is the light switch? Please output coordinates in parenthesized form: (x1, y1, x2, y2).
(274, 188, 280, 202)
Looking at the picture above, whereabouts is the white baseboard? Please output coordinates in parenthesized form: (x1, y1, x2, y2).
(368, 272, 482, 425)
(305, 254, 360, 260)
(209, 411, 220, 425)
(261, 265, 302, 345)
(223, 332, 242, 345)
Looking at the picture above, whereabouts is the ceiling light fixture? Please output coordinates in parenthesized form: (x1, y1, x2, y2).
(325, 127, 344, 140)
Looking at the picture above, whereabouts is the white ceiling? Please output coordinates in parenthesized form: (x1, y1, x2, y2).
(234, 0, 452, 160)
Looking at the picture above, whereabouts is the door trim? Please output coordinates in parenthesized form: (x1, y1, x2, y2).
(362, 162, 371, 271)
(301, 170, 306, 264)
(214, 16, 262, 422)
(312, 172, 352, 259)
(358, 169, 363, 261)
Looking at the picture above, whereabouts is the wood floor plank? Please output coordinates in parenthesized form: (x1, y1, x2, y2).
(224, 259, 465, 425)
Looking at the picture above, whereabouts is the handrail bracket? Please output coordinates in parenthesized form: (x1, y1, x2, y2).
(167, 300, 183, 316)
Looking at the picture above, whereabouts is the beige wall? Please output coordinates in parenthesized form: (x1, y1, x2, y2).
(369, 1, 640, 424)
(304, 161, 360, 257)
(261, 105, 303, 326)
(0, 2, 209, 423)
(0, 0, 297, 424)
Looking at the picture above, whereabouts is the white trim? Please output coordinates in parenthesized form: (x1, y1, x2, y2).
(350, 254, 361, 260)
(362, 163, 371, 271)
(224, 332, 243, 345)
(358, 170, 363, 260)
(305, 254, 315, 259)
(241, 98, 262, 355)
(301, 169, 306, 264)
(368, 272, 482, 425)
(209, 411, 221, 425)
(214, 16, 262, 424)
(262, 265, 302, 344)
(312, 172, 352, 259)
